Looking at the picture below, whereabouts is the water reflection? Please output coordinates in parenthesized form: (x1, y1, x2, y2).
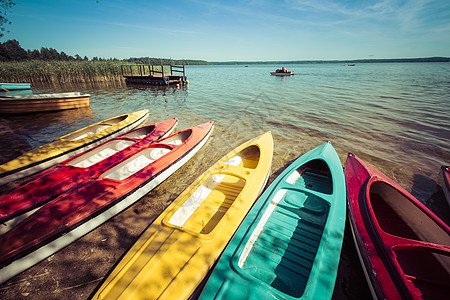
(0, 107, 94, 163)
(35, 81, 127, 90)
(126, 85, 188, 106)
(1, 106, 94, 131)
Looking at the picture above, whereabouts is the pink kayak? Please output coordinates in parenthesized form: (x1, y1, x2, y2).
(345, 153, 450, 299)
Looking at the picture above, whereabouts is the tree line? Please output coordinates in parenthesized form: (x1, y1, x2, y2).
(127, 56, 210, 66)
(0, 39, 109, 62)
(0, 39, 209, 65)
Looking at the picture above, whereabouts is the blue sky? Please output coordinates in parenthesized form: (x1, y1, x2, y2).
(2, 0, 449, 61)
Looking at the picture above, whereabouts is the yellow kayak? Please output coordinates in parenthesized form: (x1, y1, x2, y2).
(0, 109, 149, 186)
(92, 131, 273, 300)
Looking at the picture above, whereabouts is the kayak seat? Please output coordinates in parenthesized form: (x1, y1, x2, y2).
(100, 146, 172, 181)
(67, 139, 135, 168)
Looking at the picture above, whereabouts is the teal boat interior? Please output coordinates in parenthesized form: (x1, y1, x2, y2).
(234, 159, 332, 297)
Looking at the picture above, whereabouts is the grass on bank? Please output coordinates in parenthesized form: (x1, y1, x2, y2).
(0, 60, 166, 84)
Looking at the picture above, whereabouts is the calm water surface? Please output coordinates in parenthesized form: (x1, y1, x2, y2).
(0, 63, 449, 298)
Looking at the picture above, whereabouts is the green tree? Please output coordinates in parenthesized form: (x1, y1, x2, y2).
(0, 39, 26, 61)
(0, 39, 26, 60)
(27, 49, 40, 60)
(0, 0, 15, 38)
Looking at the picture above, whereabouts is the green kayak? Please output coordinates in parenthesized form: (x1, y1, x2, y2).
(198, 141, 346, 299)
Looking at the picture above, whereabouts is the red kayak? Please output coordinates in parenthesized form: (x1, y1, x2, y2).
(345, 153, 450, 299)
(0, 118, 178, 234)
(0, 121, 214, 284)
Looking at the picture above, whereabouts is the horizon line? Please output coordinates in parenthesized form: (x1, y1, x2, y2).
(208, 56, 450, 63)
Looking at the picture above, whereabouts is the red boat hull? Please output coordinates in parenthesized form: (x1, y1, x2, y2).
(0, 121, 213, 284)
(0, 118, 178, 226)
(345, 153, 450, 299)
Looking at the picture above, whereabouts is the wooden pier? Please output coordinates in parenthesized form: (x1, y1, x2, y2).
(121, 65, 187, 86)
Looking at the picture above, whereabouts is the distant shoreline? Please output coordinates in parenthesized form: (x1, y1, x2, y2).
(210, 57, 450, 65)
(0, 57, 448, 84)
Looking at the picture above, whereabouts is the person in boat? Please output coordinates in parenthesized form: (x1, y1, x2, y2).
(275, 67, 288, 73)
(274, 67, 290, 73)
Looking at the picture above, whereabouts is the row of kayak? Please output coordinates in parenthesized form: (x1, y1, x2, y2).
(0, 109, 449, 299)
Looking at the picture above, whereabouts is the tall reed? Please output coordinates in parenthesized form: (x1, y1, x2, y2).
(0, 60, 133, 84)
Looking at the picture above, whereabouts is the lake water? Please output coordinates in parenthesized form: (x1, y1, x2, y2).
(0, 63, 449, 299)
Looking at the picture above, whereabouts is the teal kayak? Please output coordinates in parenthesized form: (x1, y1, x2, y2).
(0, 83, 31, 91)
(198, 141, 346, 300)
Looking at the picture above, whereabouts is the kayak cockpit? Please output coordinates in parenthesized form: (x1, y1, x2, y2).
(62, 115, 129, 141)
(286, 159, 333, 194)
(164, 144, 261, 234)
(369, 181, 450, 245)
(120, 125, 156, 139)
(368, 180, 450, 298)
(99, 130, 192, 181)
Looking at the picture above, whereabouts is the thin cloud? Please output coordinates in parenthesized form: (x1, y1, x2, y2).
(287, 0, 444, 32)
(106, 21, 201, 35)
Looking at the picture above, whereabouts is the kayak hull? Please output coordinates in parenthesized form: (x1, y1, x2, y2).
(0, 83, 31, 91)
(0, 92, 90, 114)
(270, 71, 294, 76)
